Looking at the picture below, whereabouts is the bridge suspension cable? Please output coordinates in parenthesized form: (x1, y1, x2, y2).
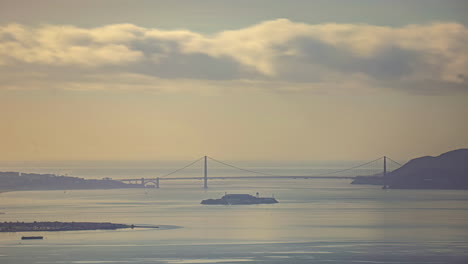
(207, 156, 277, 176)
(152, 155, 402, 179)
(207, 156, 398, 178)
(312, 156, 384, 177)
(159, 156, 204, 178)
(386, 156, 403, 166)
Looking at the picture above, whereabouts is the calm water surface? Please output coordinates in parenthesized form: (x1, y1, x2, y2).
(1, 165, 468, 264)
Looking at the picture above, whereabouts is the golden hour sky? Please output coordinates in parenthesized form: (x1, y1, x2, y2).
(0, 0, 467, 161)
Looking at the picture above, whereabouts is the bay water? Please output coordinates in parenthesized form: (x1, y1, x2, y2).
(1, 161, 467, 264)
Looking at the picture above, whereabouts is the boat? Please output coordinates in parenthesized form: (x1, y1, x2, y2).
(201, 193, 278, 205)
(21, 236, 43, 240)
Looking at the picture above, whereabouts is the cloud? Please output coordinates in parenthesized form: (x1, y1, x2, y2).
(0, 23, 144, 66)
(0, 20, 467, 94)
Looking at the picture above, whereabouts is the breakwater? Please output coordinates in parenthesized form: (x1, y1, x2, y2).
(0, 222, 137, 232)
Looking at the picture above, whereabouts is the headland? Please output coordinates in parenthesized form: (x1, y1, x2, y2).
(352, 149, 468, 189)
(0, 172, 142, 192)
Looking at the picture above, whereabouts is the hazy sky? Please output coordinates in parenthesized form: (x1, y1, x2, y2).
(1, 0, 467, 162)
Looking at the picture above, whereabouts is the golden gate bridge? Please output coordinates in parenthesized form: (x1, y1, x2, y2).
(119, 156, 402, 188)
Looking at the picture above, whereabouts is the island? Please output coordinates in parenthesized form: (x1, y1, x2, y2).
(0, 221, 145, 232)
(0, 172, 143, 192)
(201, 193, 278, 205)
(352, 149, 468, 189)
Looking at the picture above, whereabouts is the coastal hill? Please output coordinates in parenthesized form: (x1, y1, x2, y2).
(0, 172, 142, 191)
(386, 149, 468, 189)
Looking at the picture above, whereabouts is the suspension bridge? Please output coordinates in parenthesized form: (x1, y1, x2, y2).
(119, 156, 402, 188)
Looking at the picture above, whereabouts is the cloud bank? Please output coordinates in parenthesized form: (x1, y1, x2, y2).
(1, 19, 467, 94)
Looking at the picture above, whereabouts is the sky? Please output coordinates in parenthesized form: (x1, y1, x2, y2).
(0, 0, 467, 162)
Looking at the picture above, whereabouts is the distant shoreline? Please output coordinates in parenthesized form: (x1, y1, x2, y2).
(0, 171, 143, 192)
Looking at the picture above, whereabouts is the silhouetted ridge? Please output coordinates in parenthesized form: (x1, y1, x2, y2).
(386, 149, 468, 189)
(0, 172, 142, 191)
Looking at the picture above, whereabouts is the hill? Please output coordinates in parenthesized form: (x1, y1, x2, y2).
(0, 171, 142, 191)
(386, 149, 468, 189)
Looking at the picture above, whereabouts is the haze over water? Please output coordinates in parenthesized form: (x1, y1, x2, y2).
(1, 162, 468, 264)
(1, 1, 468, 263)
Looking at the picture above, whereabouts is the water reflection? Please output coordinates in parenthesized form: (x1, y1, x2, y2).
(1, 179, 468, 263)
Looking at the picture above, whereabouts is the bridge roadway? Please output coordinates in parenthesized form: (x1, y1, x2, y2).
(120, 176, 356, 182)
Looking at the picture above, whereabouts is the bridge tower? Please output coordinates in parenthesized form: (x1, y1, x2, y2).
(383, 156, 387, 177)
(204, 155, 208, 189)
(156, 177, 160, 189)
(383, 156, 388, 188)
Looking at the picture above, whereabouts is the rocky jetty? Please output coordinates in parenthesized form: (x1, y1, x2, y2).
(0, 221, 134, 232)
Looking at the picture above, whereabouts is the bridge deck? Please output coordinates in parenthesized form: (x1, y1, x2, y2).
(119, 176, 356, 181)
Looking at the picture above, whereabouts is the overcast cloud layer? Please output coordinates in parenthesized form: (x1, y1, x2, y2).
(1, 19, 467, 94)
